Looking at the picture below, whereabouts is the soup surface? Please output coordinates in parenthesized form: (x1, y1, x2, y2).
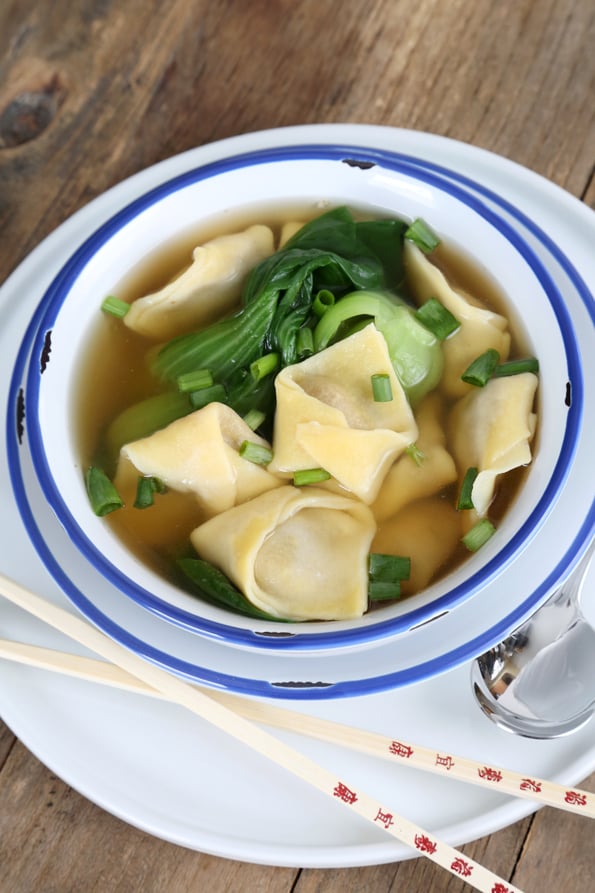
(76, 204, 539, 622)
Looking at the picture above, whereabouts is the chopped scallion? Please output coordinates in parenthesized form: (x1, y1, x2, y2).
(405, 443, 426, 466)
(243, 409, 266, 431)
(239, 440, 273, 466)
(134, 475, 165, 509)
(177, 369, 214, 393)
(461, 348, 500, 387)
(457, 466, 478, 511)
(101, 295, 130, 319)
(188, 383, 227, 409)
(85, 467, 124, 516)
(405, 218, 441, 253)
(296, 326, 314, 358)
(493, 357, 540, 378)
(415, 297, 460, 340)
(462, 518, 496, 552)
(369, 553, 411, 581)
(250, 353, 279, 382)
(293, 468, 331, 486)
(368, 580, 401, 601)
(312, 289, 335, 318)
(371, 373, 393, 402)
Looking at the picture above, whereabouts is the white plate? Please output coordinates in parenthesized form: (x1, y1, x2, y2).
(1, 125, 594, 868)
(6, 142, 593, 695)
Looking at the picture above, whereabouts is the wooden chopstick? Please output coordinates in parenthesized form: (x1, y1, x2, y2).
(1, 637, 593, 821)
(0, 573, 523, 893)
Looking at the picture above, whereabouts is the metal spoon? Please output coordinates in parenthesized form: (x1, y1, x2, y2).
(471, 539, 595, 739)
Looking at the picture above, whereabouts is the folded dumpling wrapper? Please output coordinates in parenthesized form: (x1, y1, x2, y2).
(371, 393, 458, 522)
(448, 372, 538, 517)
(191, 486, 376, 620)
(269, 324, 418, 503)
(117, 402, 282, 517)
(124, 225, 274, 339)
(404, 241, 511, 398)
(372, 496, 463, 595)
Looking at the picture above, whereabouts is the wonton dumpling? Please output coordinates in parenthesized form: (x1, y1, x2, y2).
(448, 372, 538, 517)
(371, 394, 458, 522)
(372, 497, 462, 595)
(124, 225, 274, 339)
(191, 486, 376, 620)
(269, 324, 418, 503)
(404, 241, 511, 398)
(117, 402, 282, 517)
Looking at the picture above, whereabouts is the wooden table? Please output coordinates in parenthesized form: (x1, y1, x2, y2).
(1, 1, 594, 890)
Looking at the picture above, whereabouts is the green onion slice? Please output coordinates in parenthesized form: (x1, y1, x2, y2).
(239, 440, 273, 466)
(405, 443, 426, 466)
(415, 297, 460, 340)
(177, 369, 214, 393)
(293, 468, 331, 486)
(493, 357, 539, 378)
(243, 409, 266, 431)
(101, 296, 130, 319)
(371, 373, 393, 402)
(461, 348, 500, 387)
(312, 289, 336, 318)
(296, 326, 314, 358)
(457, 466, 479, 511)
(369, 552, 411, 581)
(250, 353, 279, 382)
(153, 477, 167, 494)
(368, 580, 401, 601)
(134, 475, 165, 509)
(188, 383, 227, 409)
(405, 218, 441, 253)
(85, 467, 124, 516)
(462, 518, 496, 552)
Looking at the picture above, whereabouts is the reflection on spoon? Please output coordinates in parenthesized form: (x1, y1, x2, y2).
(471, 540, 595, 739)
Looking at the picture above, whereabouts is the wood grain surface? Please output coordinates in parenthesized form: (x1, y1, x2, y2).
(1, 1, 594, 891)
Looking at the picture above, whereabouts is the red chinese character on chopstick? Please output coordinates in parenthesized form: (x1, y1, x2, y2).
(564, 790, 587, 806)
(451, 856, 473, 877)
(388, 740, 414, 758)
(414, 833, 437, 854)
(520, 778, 542, 793)
(435, 753, 455, 770)
(374, 808, 394, 829)
(332, 782, 358, 804)
(491, 883, 511, 893)
(478, 766, 503, 782)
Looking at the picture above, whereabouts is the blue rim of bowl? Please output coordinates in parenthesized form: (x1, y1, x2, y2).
(15, 143, 590, 659)
(6, 142, 594, 697)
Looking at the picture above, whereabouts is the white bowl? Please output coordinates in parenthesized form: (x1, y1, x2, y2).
(21, 144, 590, 655)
